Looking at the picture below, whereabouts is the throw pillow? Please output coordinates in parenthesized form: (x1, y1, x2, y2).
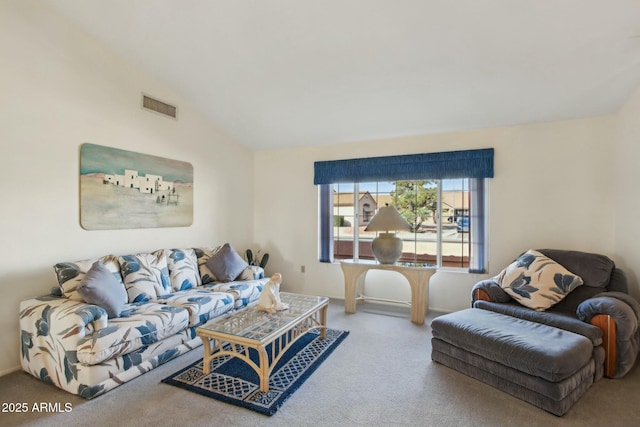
(77, 261, 128, 318)
(496, 249, 584, 311)
(166, 248, 201, 292)
(53, 255, 122, 301)
(119, 250, 171, 303)
(205, 243, 249, 283)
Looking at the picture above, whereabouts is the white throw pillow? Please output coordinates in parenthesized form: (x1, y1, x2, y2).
(496, 249, 584, 311)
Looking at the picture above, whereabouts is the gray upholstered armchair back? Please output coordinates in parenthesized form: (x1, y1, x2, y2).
(537, 249, 626, 314)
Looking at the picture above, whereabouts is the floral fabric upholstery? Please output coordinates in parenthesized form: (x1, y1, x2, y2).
(19, 294, 201, 399)
(119, 250, 172, 303)
(154, 289, 235, 326)
(76, 302, 189, 365)
(238, 265, 265, 281)
(166, 248, 201, 291)
(53, 255, 122, 301)
(194, 246, 223, 284)
(21, 246, 271, 399)
(76, 329, 200, 398)
(204, 277, 268, 308)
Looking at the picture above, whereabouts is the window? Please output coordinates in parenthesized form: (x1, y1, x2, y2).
(330, 179, 473, 268)
(315, 149, 493, 272)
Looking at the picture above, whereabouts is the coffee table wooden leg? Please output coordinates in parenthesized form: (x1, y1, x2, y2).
(319, 305, 328, 339)
(257, 347, 270, 392)
(201, 336, 212, 375)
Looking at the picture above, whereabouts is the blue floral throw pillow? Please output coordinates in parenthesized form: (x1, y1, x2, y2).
(496, 249, 584, 311)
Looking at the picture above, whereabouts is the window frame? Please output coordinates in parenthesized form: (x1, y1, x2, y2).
(324, 178, 482, 270)
(315, 149, 493, 272)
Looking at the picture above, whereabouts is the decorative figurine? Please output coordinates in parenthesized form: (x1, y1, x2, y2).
(257, 273, 288, 313)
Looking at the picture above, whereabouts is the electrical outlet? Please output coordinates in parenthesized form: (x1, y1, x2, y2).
(301, 265, 306, 273)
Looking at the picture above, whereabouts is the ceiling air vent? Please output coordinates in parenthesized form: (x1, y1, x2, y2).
(142, 94, 177, 119)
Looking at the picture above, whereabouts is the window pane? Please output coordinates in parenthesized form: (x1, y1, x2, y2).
(390, 180, 437, 264)
(442, 179, 470, 268)
(333, 183, 355, 260)
(359, 182, 393, 261)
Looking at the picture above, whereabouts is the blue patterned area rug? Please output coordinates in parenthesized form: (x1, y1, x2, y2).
(162, 329, 349, 416)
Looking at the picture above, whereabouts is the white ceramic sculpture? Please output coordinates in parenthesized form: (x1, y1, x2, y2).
(257, 272, 289, 313)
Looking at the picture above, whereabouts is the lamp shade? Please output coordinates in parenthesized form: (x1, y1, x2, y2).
(364, 205, 411, 232)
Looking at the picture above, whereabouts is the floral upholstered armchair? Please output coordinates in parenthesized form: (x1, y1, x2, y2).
(471, 249, 640, 379)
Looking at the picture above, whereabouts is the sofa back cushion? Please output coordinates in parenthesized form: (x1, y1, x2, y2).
(53, 255, 123, 301)
(538, 249, 614, 289)
(194, 246, 223, 284)
(119, 250, 171, 303)
(166, 248, 201, 292)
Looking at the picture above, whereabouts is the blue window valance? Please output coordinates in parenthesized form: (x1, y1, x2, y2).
(313, 148, 494, 184)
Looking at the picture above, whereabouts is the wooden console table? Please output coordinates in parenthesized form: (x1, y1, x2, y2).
(339, 260, 436, 325)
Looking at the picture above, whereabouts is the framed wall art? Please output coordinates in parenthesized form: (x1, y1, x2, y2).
(79, 143, 193, 230)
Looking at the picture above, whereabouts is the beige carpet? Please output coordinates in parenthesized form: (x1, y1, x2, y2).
(1, 300, 639, 427)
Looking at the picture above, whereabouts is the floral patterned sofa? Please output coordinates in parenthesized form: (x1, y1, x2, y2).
(19, 244, 269, 399)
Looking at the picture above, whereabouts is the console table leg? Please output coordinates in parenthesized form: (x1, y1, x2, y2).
(405, 270, 430, 325)
(410, 286, 427, 325)
(342, 267, 366, 314)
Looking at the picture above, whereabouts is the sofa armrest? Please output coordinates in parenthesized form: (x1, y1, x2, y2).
(19, 296, 109, 354)
(577, 292, 640, 378)
(19, 295, 110, 393)
(577, 293, 639, 339)
(471, 279, 512, 305)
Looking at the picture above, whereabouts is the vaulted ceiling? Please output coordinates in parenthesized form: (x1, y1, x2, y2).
(45, 0, 640, 150)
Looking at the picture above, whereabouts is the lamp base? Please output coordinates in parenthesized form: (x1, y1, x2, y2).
(371, 233, 403, 264)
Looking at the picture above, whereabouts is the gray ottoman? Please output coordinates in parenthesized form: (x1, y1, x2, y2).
(431, 308, 596, 416)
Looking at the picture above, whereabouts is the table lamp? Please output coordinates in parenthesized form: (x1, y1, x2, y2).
(364, 204, 411, 264)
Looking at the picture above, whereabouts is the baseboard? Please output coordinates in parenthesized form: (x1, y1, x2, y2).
(0, 364, 22, 377)
(428, 306, 455, 315)
(333, 297, 453, 319)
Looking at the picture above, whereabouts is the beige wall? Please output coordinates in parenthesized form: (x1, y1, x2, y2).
(254, 116, 617, 311)
(613, 86, 640, 301)
(0, 1, 255, 374)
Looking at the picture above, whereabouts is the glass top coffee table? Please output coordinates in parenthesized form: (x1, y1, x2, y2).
(196, 292, 329, 392)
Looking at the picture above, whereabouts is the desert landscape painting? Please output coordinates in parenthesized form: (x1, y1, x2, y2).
(80, 143, 193, 230)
